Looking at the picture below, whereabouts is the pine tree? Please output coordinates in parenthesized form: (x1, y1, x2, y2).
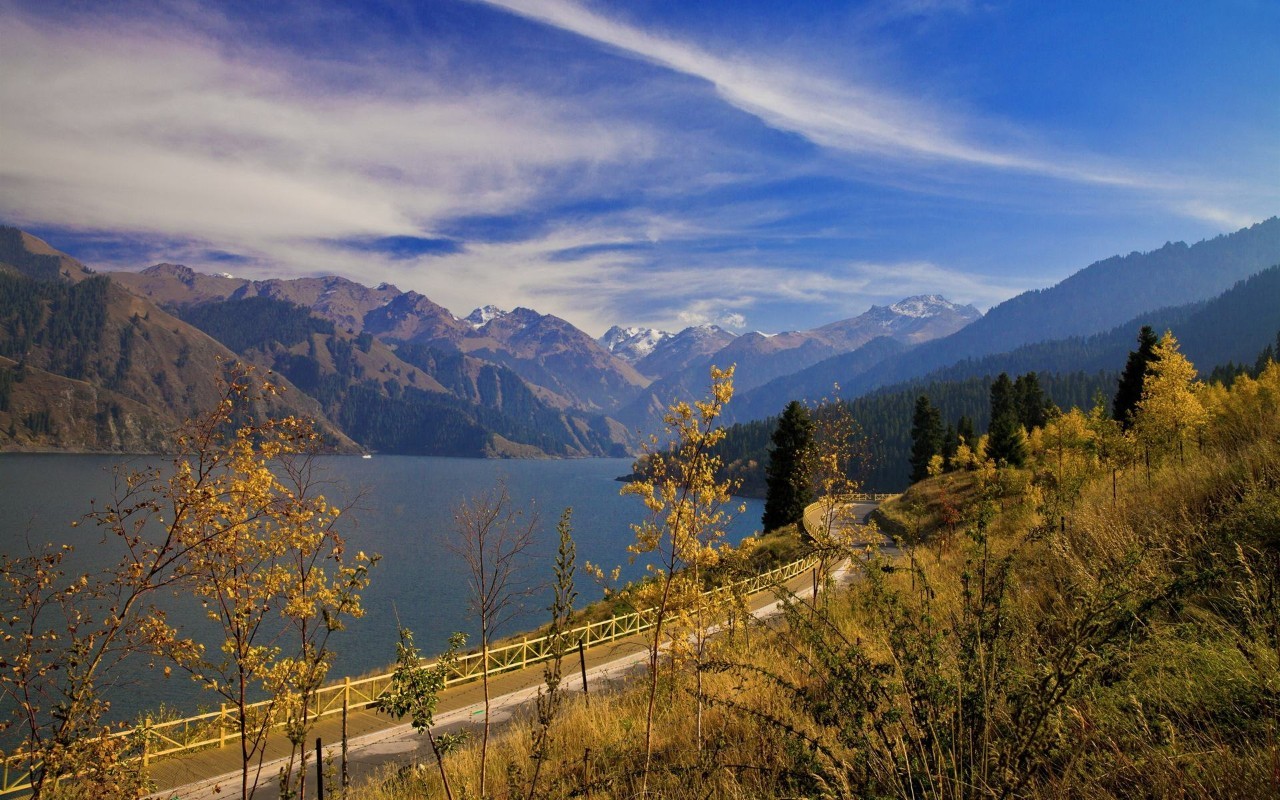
(987, 373, 1027, 467)
(762, 401, 815, 531)
(1014, 371, 1054, 431)
(1113, 325, 1160, 430)
(957, 415, 977, 448)
(941, 423, 959, 470)
(909, 395, 943, 483)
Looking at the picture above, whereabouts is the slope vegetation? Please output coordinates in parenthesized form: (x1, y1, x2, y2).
(352, 355, 1280, 800)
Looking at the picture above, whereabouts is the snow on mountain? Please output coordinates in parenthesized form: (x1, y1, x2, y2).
(599, 325, 673, 363)
(465, 305, 509, 327)
(888, 295, 971, 319)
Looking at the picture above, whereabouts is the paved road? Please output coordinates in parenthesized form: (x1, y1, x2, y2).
(149, 503, 886, 800)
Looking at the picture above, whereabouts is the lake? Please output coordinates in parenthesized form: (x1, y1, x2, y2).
(0, 454, 764, 723)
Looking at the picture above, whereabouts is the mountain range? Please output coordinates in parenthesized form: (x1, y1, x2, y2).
(2, 216, 1279, 461)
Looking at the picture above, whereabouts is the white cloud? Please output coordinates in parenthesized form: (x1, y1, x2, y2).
(474, 0, 1151, 187)
(0, 12, 649, 246)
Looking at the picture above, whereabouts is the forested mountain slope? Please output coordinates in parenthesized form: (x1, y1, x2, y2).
(791, 218, 1280, 404)
(0, 229, 353, 452)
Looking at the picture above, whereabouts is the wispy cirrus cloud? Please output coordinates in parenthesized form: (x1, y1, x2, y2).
(0, 11, 649, 247)
(473, 0, 1149, 187)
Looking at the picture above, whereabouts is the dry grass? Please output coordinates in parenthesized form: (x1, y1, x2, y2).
(348, 371, 1280, 799)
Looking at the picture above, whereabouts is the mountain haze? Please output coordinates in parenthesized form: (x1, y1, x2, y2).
(618, 296, 979, 428)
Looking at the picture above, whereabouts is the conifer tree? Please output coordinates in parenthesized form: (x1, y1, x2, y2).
(987, 373, 1027, 467)
(1113, 325, 1160, 429)
(941, 422, 959, 470)
(909, 395, 943, 483)
(762, 400, 815, 531)
(1014, 371, 1054, 430)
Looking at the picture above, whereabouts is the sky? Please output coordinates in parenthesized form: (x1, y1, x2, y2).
(1, 0, 1277, 337)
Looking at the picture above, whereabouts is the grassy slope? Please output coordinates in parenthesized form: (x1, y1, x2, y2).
(351, 364, 1280, 800)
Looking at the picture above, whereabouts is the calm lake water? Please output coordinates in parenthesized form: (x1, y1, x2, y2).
(0, 454, 764, 723)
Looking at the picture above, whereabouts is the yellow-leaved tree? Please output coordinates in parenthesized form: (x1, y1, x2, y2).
(162, 377, 372, 800)
(1135, 331, 1207, 468)
(1029, 407, 1097, 519)
(622, 365, 742, 789)
(0, 366, 372, 800)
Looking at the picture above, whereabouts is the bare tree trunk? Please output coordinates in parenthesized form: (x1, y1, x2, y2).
(480, 637, 491, 796)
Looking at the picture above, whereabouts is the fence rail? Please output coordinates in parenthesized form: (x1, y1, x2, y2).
(0, 554, 819, 797)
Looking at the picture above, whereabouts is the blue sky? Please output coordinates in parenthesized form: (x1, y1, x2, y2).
(1, 0, 1276, 336)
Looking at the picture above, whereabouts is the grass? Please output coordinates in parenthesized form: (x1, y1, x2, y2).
(343, 367, 1280, 799)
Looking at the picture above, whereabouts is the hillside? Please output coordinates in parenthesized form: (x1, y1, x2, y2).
(823, 218, 1280, 399)
(174, 296, 630, 457)
(0, 231, 353, 452)
(716, 266, 1280, 493)
(349, 348, 1280, 800)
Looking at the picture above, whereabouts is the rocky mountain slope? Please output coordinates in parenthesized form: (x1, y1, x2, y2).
(0, 229, 354, 452)
(113, 265, 648, 413)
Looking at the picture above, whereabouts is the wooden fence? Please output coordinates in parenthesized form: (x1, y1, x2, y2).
(0, 554, 818, 797)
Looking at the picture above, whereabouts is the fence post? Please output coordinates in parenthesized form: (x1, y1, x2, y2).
(219, 703, 227, 748)
(142, 716, 152, 769)
(315, 737, 324, 800)
(342, 677, 350, 791)
(522, 637, 528, 669)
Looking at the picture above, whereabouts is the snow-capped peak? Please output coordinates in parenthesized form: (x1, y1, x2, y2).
(465, 305, 509, 327)
(888, 295, 961, 319)
(599, 325, 672, 362)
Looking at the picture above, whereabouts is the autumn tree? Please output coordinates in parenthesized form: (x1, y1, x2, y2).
(0, 546, 161, 800)
(1135, 331, 1206, 467)
(1029, 407, 1096, 517)
(622, 365, 740, 790)
(1087, 393, 1134, 504)
(450, 481, 537, 799)
(262, 448, 373, 800)
(762, 400, 814, 532)
(1113, 325, 1160, 430)
(0, 369, 260, 800)
(103, 370, 374, 800)
(0, 367, 372, 800)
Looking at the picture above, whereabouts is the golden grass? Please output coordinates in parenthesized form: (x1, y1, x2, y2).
(348, 373, 1280, 799)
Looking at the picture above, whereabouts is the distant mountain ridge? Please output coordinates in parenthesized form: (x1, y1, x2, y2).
(7, 215, 1280, 456)
(835, 217, 1280, 396)
(721, 218, 1280, 419)
(615, 295, 980, 429)
(113, 264, 650, 414)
